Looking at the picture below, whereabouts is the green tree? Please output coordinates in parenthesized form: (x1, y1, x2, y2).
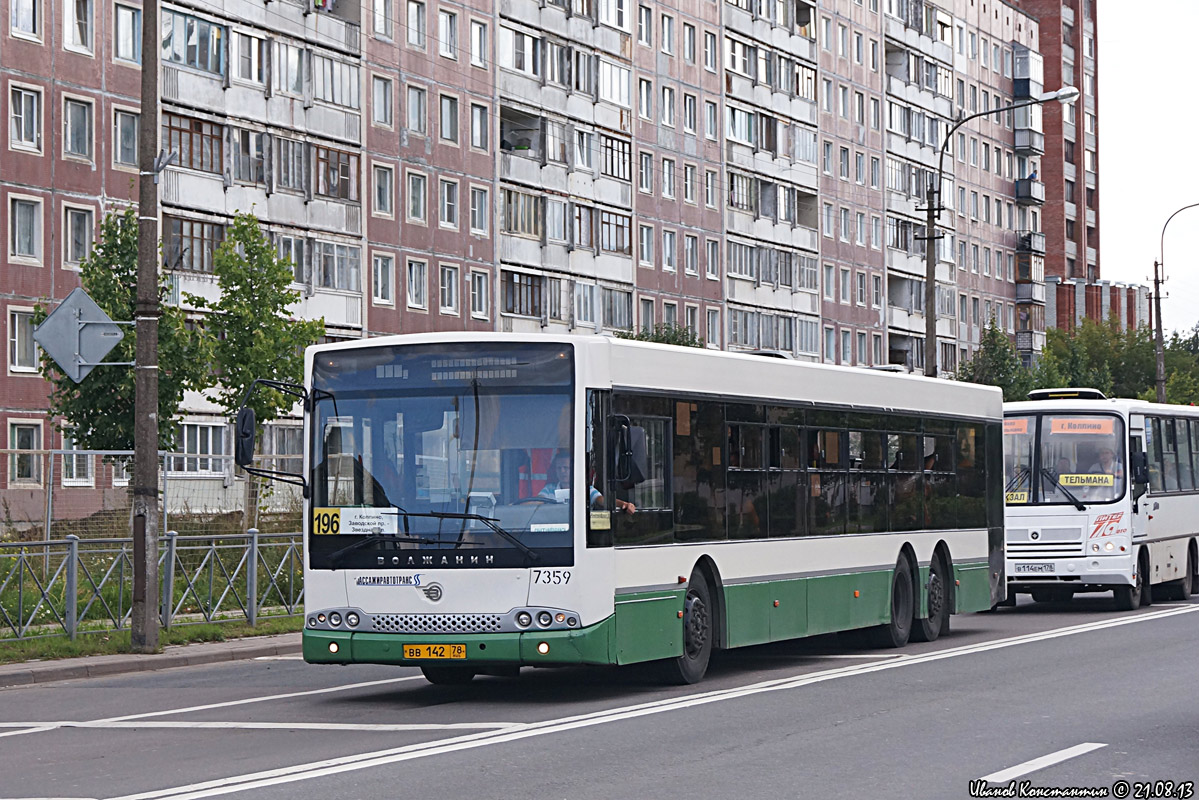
(34, 207, 209, 450)
(956, 321, 1032, 401)
(188, 212, 325, 425)
(615, 323, 705, 348)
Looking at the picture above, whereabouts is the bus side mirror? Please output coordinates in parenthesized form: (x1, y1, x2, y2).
(234, 406, 256, 469)
(611, 418, 648, 489)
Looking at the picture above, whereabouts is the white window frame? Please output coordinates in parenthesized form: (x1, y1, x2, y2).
(8, 306, 38, 373)
(8, 419, 43, 486)
(439, 178, 459, 228)
(406, 85, 427, 135)
(113, 3, 140, 63)
(406, 171, 428, 223)
(60, 430, 93, 487)
(372, 251, 395, 305)
(470, 270, 489, 320)
(62, 203, 93, 269)
(438, 263, 460, 314)
(438, 9, 457, 59)
(169, 422, 226, 476)
(469, 19, 488, 67)
(10, 0, 41, 40)
(469, 185, 489, 235)
(8, 194, 43, 264)
(62, 94, 94, 161)
(63, 0, 94, 54)
(406, 258, 428, 309)
(372, 163, 394, 218)
(372, 75, 394, 127)
(9, 83, 43, 153)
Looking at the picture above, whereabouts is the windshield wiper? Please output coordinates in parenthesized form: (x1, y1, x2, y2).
(424, 511, 540, 563)
(1005, 465, 1030, 493)
(1040, 468, 1086, 511)
(327, 532, 485, 566)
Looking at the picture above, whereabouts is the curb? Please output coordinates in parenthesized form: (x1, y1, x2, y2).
(0, 632, 303, 689)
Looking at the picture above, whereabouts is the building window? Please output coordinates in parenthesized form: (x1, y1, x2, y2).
(274, 42, 304, 95)
(470, 20, 487, 66)
(407, 0, 425, 46)
(438, 10, 457, 58)
(314, 241, 361, 291)
(407, 259, 428, 308)
(662, 229, 676, 272)
(64, 206, 93, 268)
(9, 86, 42, 151)
(169, 423, 225, 474)
(163, 215, 222, 272)
(9, 309, 37, 372)
(161, 9, 224, 74)
(372, 253, 394, 304)
(684, 235, 698, 274)
(407, 85, 427, 134)
(469, 186, 489, 235)
(373, 165, 394, 216)
(62, 97, 93, 160)
(706, 239, 719, 279)
(373, 0, 393, 36)
(61, 431, 92, 486)
(503, 271, 543, 317)
(315, 146, 359, 200)
(439, 179, 458, 227)
(638, 224, 653, 265)
(372, 76, 393, 126)
(163, 113, 222, 173)
(232, 129, 264, 184)
(9, 422, 42, 485)
(11, 0, 39, 37)
(438, 94, 459, 143)
(64, 0, 94, 53)
(234, 32, 264, 83)
(706, 308, 719, 346)
(470, 104, 488, 150)
(114, 4, 140, 62)
(9, 197, 41, 261)
(439, 264, 459, 313)
(470, 271, 489, 319)
(275, 137, 305, 192)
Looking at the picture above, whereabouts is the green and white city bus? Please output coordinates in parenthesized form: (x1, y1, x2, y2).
(236, 334, 1004, 684)
(1003, 389, 1199, 609)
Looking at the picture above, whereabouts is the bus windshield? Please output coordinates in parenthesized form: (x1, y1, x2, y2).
(1004, 413, 1125, 506)
(309, 342, 575, 568)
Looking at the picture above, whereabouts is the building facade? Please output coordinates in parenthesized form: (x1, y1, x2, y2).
(2, 0, 1130, 483)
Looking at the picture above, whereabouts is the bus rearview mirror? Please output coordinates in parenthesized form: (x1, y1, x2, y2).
(234, 406, 256, 469)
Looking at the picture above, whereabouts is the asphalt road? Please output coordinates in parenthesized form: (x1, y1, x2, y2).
(2, 594, 1197, 800)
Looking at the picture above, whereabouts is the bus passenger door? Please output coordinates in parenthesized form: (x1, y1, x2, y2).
(1129, 421, 1149, 544)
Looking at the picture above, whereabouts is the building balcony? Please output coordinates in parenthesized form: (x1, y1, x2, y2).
(1016, 282, 1046, 304)
(1015, 330, 1046, 353)
(1017, 230, 1046, 254)
(1015, 179, 1046, 205)
(1014, 128, 1044, 156)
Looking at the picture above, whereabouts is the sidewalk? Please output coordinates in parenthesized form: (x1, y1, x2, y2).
(0, 632, 303, 689)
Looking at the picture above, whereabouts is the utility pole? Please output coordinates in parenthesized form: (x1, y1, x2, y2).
(1152, 259, 1166, 404)
(132, 0, 161, 652)
(922, 178, 941, 378)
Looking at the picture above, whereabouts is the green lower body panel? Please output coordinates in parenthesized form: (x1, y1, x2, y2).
(953, 562, 992, 613)
(303, 616, 616, 668)
(613, 590, 684, 665)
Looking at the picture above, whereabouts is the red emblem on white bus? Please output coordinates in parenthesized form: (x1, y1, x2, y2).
(1089, 513, 1124, 538)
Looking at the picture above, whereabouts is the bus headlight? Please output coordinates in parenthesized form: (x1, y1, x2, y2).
(329, 612, 342, 626)
(537, 611, 553, 627)
(1104, 541, 1115, 551)
(1091, 543, 1100, 553)
(515, 611, 532, 628)
(346, 613, 360, 627)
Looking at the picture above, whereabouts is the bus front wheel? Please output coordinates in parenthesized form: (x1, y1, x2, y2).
(665, 569, 713, 685)
(870, 556, 914, 649)
(1162, 547, 1194, 601)
(1114, 551, 1148, 611)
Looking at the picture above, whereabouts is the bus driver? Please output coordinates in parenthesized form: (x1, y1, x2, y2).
(540, 452, 636, 514)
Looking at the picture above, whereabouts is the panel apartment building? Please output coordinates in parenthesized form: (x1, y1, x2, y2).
(2, 0, 1102, 480)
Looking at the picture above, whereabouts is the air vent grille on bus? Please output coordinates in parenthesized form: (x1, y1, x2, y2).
(371, 614, 503, 633)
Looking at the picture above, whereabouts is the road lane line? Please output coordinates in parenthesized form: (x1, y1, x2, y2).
(252, 656, 304, 661)
(0, 721, 518, 732)
(981, 742, 1108, 783)
(108, 604, 1199, 800)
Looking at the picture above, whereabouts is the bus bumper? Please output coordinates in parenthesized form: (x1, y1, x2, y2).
(1006, 554, 1135, 592)
(302, 615, 616, 667)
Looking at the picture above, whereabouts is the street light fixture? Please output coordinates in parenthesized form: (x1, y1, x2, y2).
(922, 86, 1080, 378)
(1152, 202, 1199, 402)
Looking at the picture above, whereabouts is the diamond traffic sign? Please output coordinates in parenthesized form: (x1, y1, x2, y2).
(33, 287, 129, 383)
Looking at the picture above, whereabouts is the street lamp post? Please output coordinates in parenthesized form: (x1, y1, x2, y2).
(922, 86, 1080, 378)
(1153, 203, 1199, 403)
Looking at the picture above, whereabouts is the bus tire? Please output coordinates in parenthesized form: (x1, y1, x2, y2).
(420, 665, 476, 685)
(1114, 551, 1147, 611)
(1163, 547, 1194, 601)
(912, 553, 949, 642)
(870, 556, 914, 649)
(664, 568, 713, 685)
(1140, 549, 1153, 607)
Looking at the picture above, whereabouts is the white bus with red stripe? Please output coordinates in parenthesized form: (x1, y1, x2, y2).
(1003, 389, 1199, 609)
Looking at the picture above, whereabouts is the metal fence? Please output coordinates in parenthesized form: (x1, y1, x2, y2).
(0, 450, 303, 543)
(0, 530, 304, 640)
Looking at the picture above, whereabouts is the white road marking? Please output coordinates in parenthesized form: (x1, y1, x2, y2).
(252, 656, 304, 661)
(0, 721, 517, 732)
(106, 604, 1199, 800)
(981, 742, 1108, 783)
(0, 676, 426, 739)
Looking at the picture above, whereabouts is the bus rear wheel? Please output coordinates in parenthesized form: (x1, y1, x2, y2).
(870, 556, 914, 649)
(664, 569, 713, 685)
(912, 553, 949, 642)
(420, 665, 477, 685)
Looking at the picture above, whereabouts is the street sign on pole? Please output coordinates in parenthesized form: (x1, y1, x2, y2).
(32, 287, 131, 383)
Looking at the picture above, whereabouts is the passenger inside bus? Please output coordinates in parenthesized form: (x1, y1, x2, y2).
(539, 452, 636, 514)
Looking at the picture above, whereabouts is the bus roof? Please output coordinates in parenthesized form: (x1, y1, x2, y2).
(307, 332, 1003, 422)
(1006, 396, 1199, 419)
